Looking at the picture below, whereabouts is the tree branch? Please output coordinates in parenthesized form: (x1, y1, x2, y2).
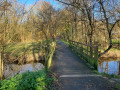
(98, 44, 112, 57)
(55, 0, 81, 9)
(111, 19, 120, 31)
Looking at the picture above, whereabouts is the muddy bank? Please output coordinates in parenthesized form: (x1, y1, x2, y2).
(100, 49, 120, 59)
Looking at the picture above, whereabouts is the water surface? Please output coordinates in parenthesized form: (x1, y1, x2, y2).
(4, 63, 44, 78)
(98, 59, 120, 75)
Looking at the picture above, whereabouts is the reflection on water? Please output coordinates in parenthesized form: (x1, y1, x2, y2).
(4, 63, 44, 79)
(98, 60, 120, 75)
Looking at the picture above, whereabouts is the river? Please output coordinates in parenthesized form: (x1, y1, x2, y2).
(3, 62, 44, 79)
(98, 59, 120, 75)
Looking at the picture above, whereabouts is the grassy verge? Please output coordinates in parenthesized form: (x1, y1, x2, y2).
(93, 70, 120, 79)
(115, 84, 120, 90)
(2, 41, 47, 64)
(4, 42, 44, 57)
(93, 70, 120, 90)
(61, 39, 70, 45)
(0, 68, 56, 90)
(112, 39, 120, 44)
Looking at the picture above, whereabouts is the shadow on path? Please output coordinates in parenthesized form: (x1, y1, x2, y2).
(51, 39, 116, 90)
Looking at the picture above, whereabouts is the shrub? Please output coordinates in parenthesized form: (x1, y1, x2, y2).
(0, 68, 55, 90)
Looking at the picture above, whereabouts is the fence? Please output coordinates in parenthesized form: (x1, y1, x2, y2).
(45, 42, 56, 70)
(0, 40, 56, 79)
(69, 40, 98, 70)
(31, 40, 56, 70)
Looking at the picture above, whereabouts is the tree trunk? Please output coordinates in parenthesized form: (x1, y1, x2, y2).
(0, 48, 3, 80)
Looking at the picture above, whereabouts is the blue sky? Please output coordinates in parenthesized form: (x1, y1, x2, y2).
(17, 0, 62, 9)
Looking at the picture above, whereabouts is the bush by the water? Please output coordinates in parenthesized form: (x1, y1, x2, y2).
(0, 68, 55, 90)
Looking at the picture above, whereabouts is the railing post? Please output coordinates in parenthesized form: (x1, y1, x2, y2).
(118, 41, 119, 49)
(95, 46, 98, 59)
(0, 46, 4, 80)
(76, 42, 78, 50)
(68, 40, 98, 70)
(87, 46, 89, 62)
(0, 51, 2, 80)
(81, 45, 83, 53)
(94, 46, 98, 70)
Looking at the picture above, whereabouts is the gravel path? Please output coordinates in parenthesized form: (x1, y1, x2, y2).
(51, 39, 116, 90)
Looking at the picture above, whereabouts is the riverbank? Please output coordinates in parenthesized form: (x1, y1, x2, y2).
(0, 68, 56, 90)
(0, 40, 57, 89)
(100, 48, 120, 58)
(1, 40, 52, 65)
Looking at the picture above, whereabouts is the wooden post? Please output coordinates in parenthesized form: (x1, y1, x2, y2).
(0, 52, 2, 80)
(118, 61, 120, 75)
(118, 41, 119, 49)
(94, 46, 98, 70)
(81, 45, 83, 53)
(76, 42, 78, 50)
(0, 48, 3, 80)
(45, 44, 50, 70)
(86, 46, 89, 62)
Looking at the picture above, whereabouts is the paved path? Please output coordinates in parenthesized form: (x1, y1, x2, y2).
(51, 39, 116, 90)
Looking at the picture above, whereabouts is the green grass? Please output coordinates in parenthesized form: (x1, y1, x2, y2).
(3, 40, 53, 58)
(99, 46, 120, 52)
(61, 39, 70, 45)
(115, 84, 120, 90)
(0, 68, 56, 90)
(93, 70, 120, 79)
(3, 41, 45, 57)
(93, 70, 120, 90)
(112, 39, 120, 44)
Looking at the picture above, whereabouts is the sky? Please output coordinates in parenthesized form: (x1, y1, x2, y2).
(17, 0, 63, 10)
